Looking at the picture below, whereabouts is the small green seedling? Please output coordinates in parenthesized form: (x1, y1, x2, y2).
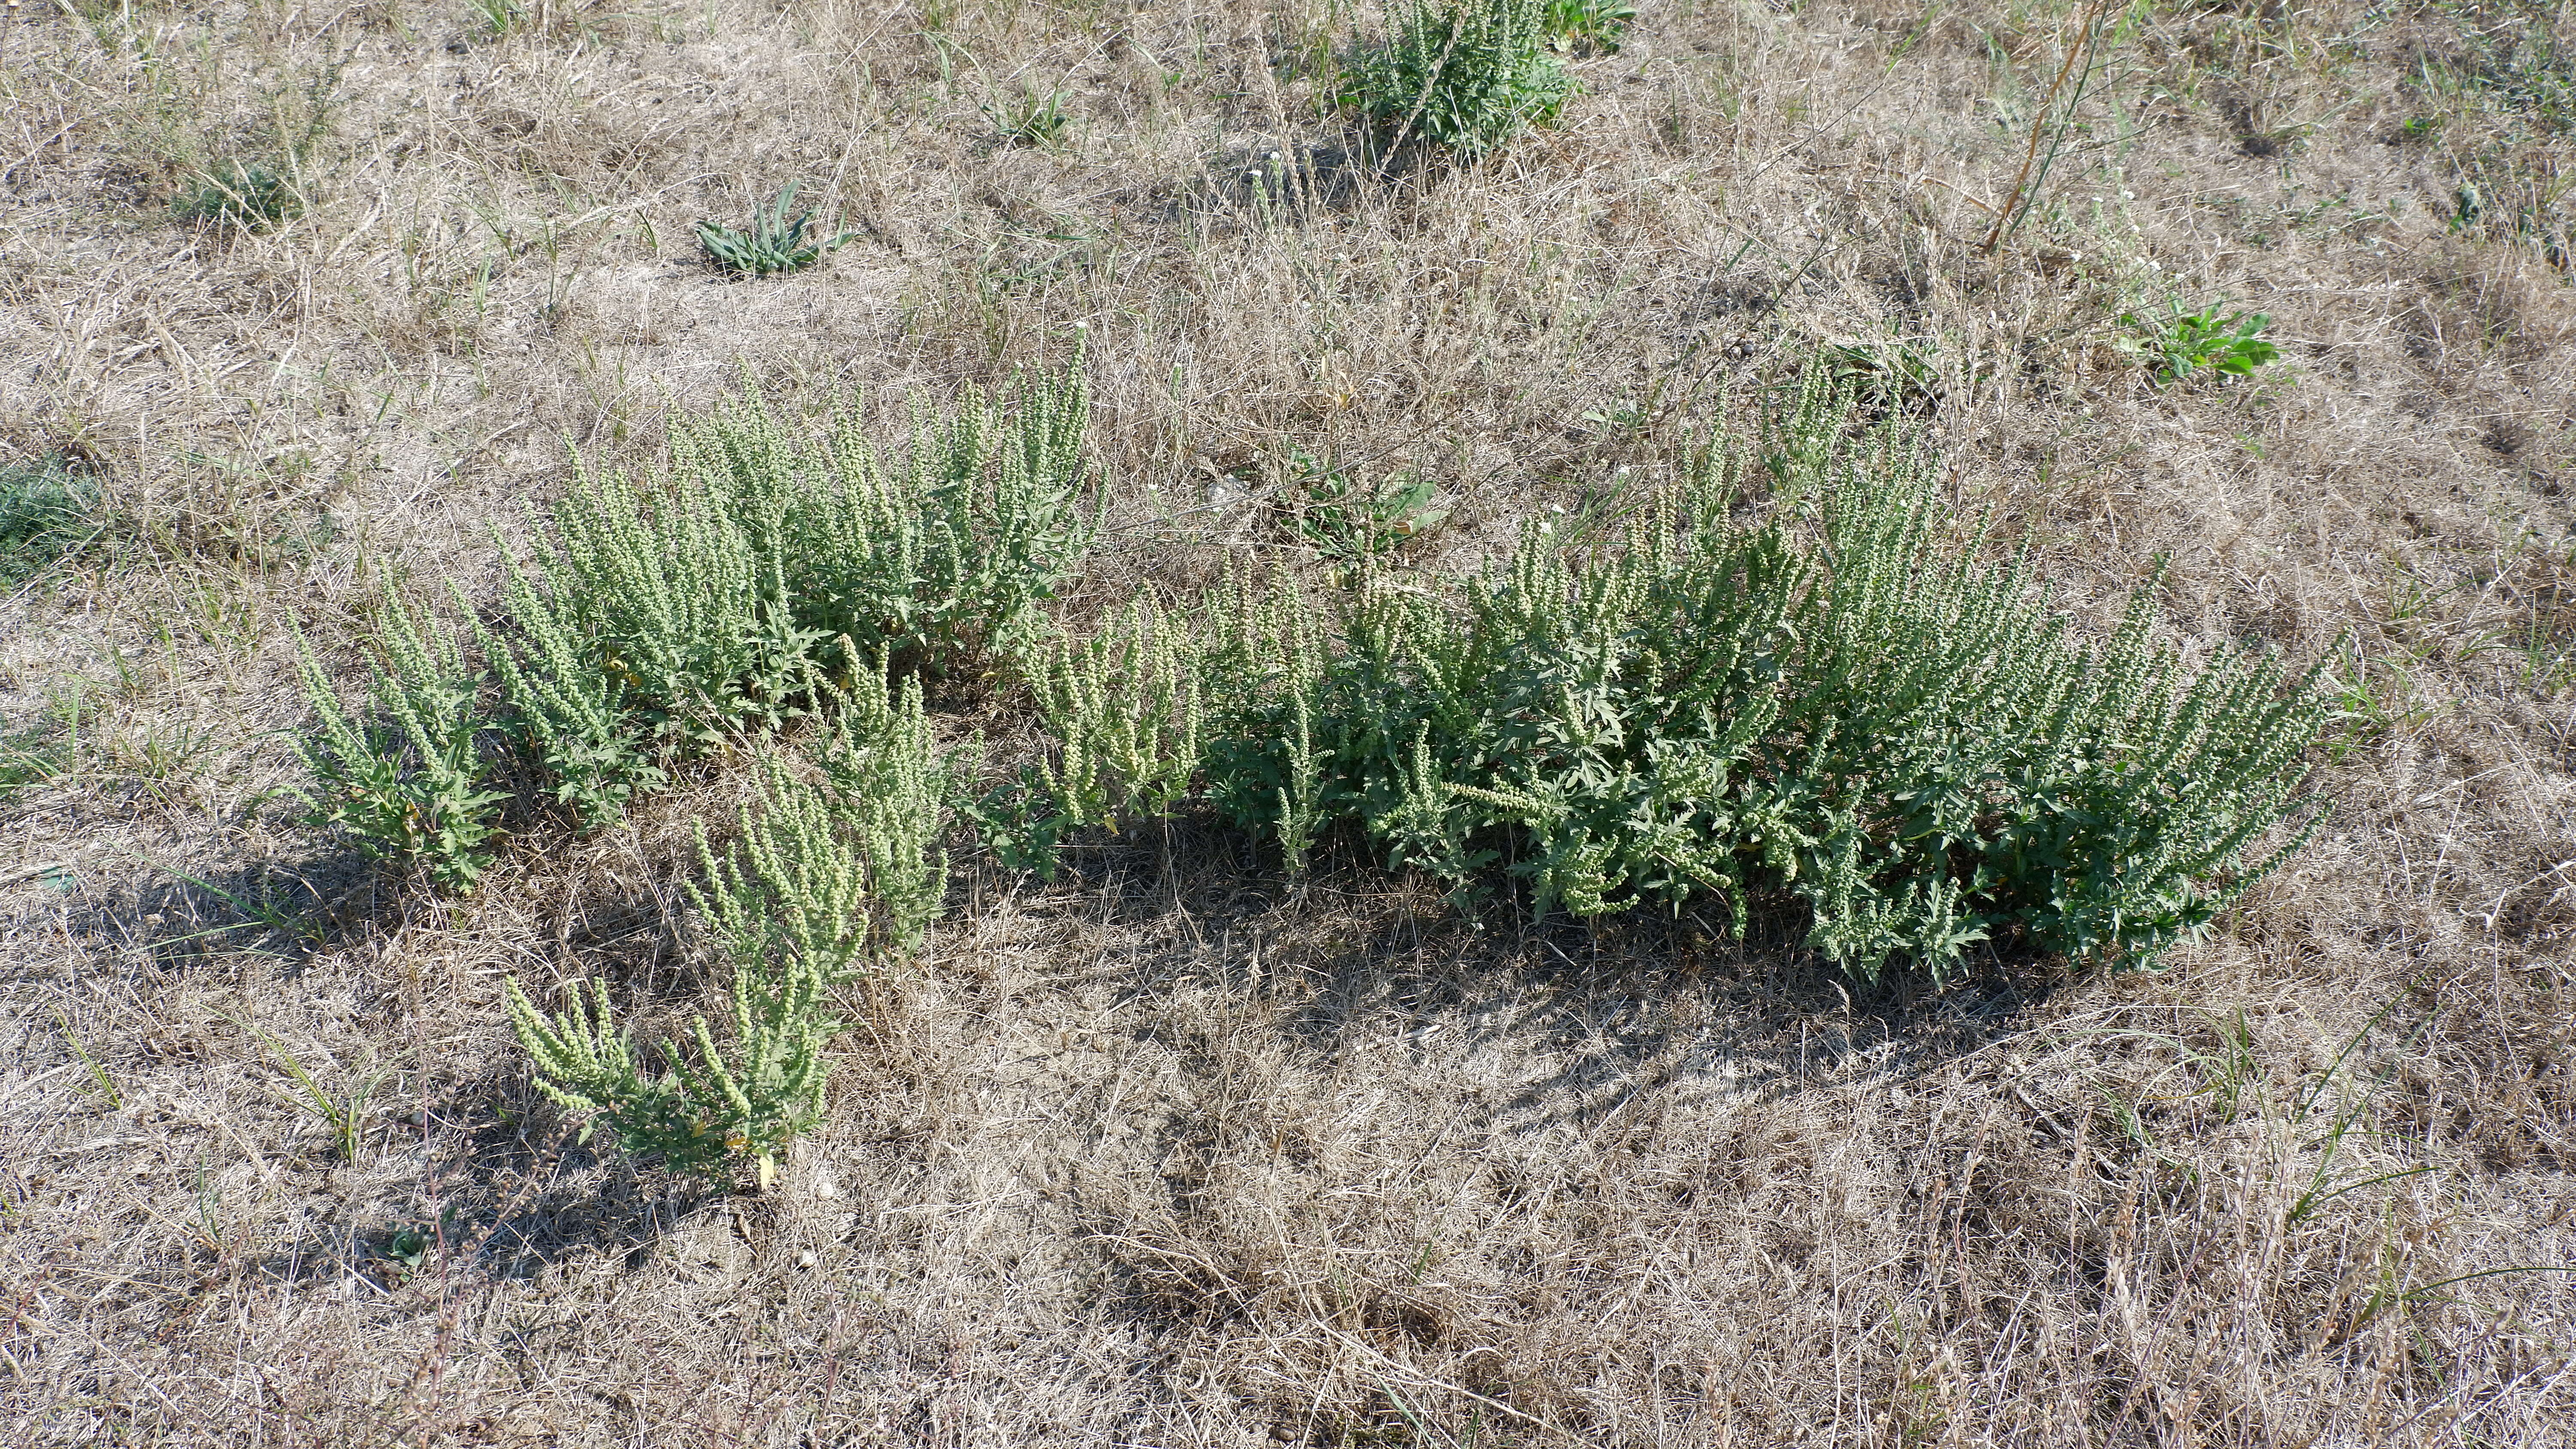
(385, 1224, 434, 1272)
(382, 1208, 463, 1277)
(56, 1010, 122, 1109)
(984, 83, 1071, 146)
(232, 1015, 385, 1162)
(1285, 448, 1449, 564)
(2451, 184, 2483, 233)
(2117, 301, 2281, 386)
(0, 724, 76, 800)
(468, 0, 527, 35)
(1582, 400, 1647, 433)
(696, 183, 853, 278)
(192, 1158, 228, 1256)
(1817, 339, 1940, 415)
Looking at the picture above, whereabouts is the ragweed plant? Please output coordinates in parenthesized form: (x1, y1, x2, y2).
(293, 601, 508, 893)
(537, 449, 826, 746)
(510, 710, 946, 1187)
(964, 601, 1203, 876)
(1039, 601, 1205, 829)
(1340, 0, 1573, 157)
(1283, 448, 1449, 565)
(1177, 365, 2335, 980)
(812, 662, 951, 956)
(1200, 571, 1334, 873)
(756, 362, 1095, 676)
(689, 755, 878, 995)
(474, 552, 664, 831)
(528, 361, 1091, 736)
(507, 974, 795, 1185)
(296, 364, 1090, 891)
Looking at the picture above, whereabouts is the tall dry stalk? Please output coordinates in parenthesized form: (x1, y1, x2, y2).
(1981, 0, 2117, 252)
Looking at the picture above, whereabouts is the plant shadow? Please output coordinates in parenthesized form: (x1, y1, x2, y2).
(1170, 133, 1444, 227)
(1078, 814, 2066, 1144)
(30, 846, 379, 980)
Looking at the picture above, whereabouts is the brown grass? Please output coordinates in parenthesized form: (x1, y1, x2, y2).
(5, 0, 2574, 1442)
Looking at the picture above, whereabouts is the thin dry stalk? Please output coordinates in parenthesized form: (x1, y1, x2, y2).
(1980, 0, 2116, 254)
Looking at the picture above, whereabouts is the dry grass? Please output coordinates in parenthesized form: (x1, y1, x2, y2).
(5, 0, 2575, 1442)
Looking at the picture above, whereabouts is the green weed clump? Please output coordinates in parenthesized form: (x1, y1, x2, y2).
(306, 352, 2328, 1176)
(295, 363, 1091, 882)
(475, 554, 666, 832)
(1542, 0, 1633, 54)
(1284, 447, 1449, 565)
(529, 361, 1092, 743)
(967, 600, 1206, 874)
(1339, 0, 1573, 157)
(812, 669, 951, 957)
(508, 669, 946, 1187)
(984, 83, 1071, 147)
(1025, 369, 2335, 982)
(2117, 302, 2280, 386)
(294, 602, 510, 893)
(696, 183, 851, 277)
(2413, 1, 2576, 263)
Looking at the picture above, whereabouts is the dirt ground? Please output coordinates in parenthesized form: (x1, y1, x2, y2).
(3, 0, 2574, 1442)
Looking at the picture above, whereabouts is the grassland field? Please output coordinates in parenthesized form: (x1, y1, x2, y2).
(3, 0, 2576, 1443)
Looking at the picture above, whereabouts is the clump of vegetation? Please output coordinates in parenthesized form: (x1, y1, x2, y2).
(0, 719, 76, 802)
(530, 361, 1093, 743)
(1339, 0, 1573, 156)
(2117, 301, 2281, 386)
(293, 602, 510, 894)
(1023, 368, 2336, 982)
(0, 454, 103, 585)
(2433, 0, 2576, 129)
(473, 553, 666, 833)
(1282, 447, 1449, 564)
(304, 355, 2332, 1182)
(1817, 339, 1942, 418)
(294, 363, 1091, 881)
(696, 183, 852, 277)
(467, 0, 528, 37)
(968, 598, 1206, 874)
(176, 160, 302, 230)
(1542, 0, 1634, 54)
(508, 672, 945, 1188)
(24, 0, 2568, 1425)
(983, 82, 1071, 147)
